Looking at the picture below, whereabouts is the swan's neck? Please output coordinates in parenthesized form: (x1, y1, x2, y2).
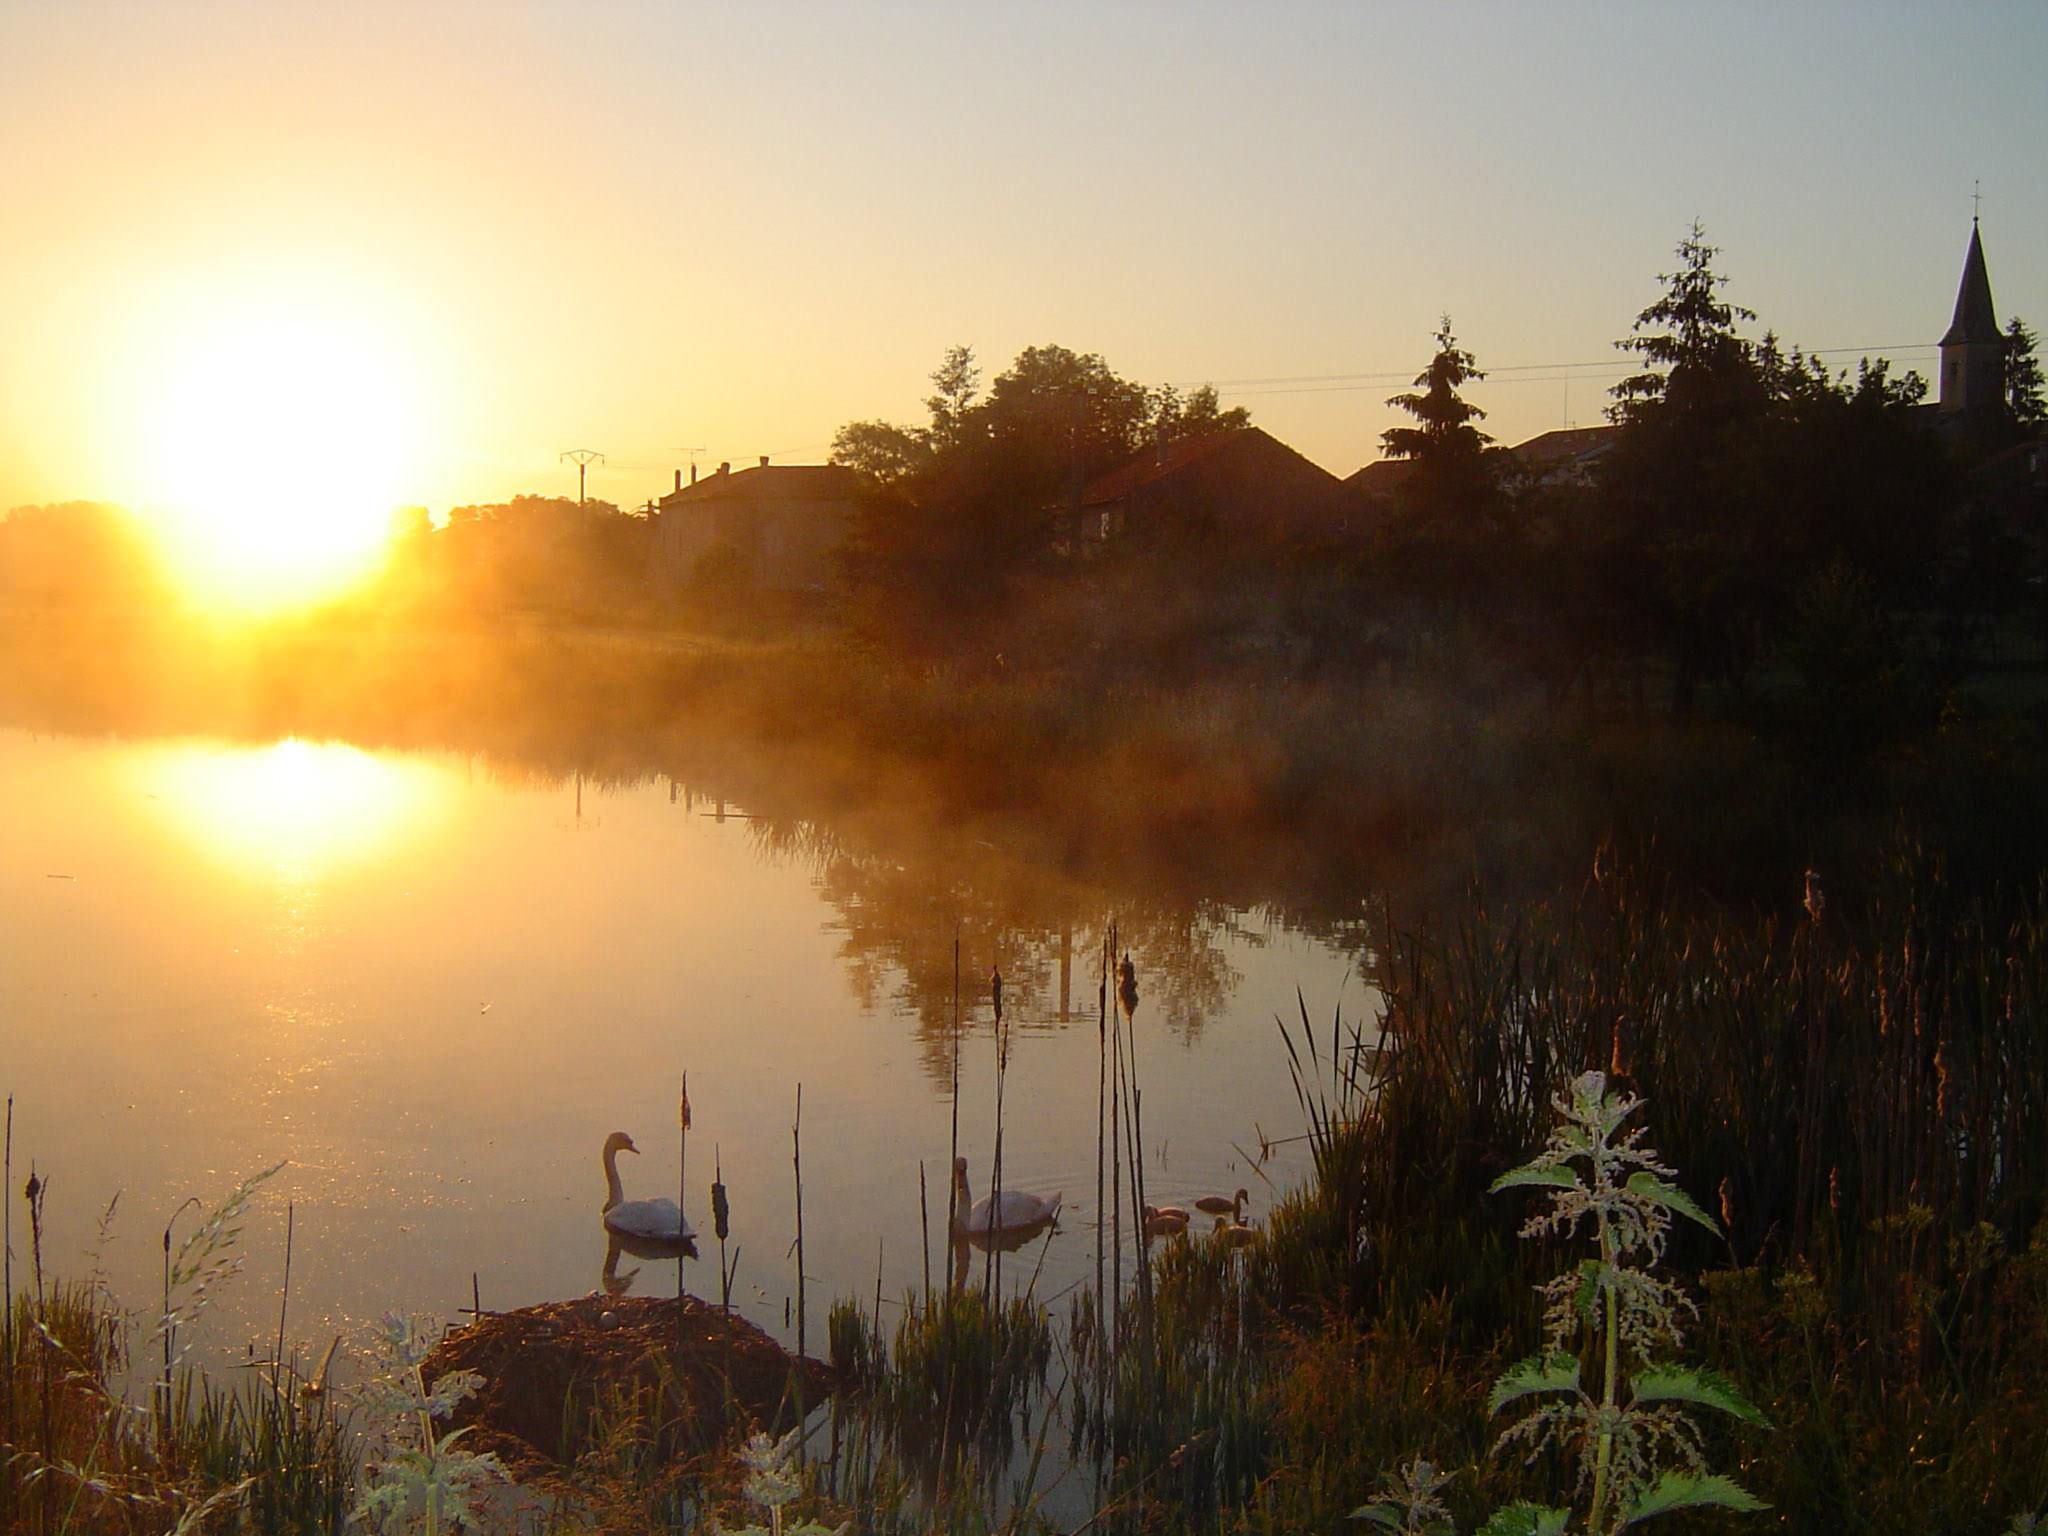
(602, 1146, 624, 1213)
(955, 1171, 972, 1216)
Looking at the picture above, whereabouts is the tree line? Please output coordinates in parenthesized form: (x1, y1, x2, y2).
(1366, 223, 2044, 736)
(822, 224, 2044, 732)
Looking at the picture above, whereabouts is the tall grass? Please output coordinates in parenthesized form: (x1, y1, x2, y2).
(1341, 858, 2048, 1332)
(0, 1281, 354, 1535)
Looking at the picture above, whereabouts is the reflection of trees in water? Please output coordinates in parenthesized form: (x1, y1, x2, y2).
(450, 770, 1375, 1085)
(732, 804, 1334, 1082)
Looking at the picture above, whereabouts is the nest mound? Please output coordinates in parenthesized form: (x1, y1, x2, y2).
(425, 1294, 835, 1479)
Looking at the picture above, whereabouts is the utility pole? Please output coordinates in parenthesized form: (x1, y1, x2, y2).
(560, 448, 605, 505)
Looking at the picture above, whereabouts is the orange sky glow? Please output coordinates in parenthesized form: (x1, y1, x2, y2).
(2, 1, 2043, 610)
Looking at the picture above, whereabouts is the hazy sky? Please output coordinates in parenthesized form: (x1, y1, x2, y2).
(3, 0, 2043, 518)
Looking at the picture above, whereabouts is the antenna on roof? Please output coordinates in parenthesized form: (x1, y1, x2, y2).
(1972, 178, 1982, 227)
(560, 448, 605, 505)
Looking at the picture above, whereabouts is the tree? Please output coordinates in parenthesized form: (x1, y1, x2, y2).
(2007, 317, 2045, 426)
(977, 344, 1155, 504)
(1600, 225, 1773, 714)
(1149, 383, 1250, 445)
(829, 420, 929, 488)
(1382, 314, 1491, 465)
(835, 343, 1254, 650)
(1370, 318, 1512, 626)
(1610, 220, 1760, 428)
(922, 344, 982, 455)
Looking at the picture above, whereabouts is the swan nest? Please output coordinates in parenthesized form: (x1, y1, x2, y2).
(424, 1293, 836, 1481)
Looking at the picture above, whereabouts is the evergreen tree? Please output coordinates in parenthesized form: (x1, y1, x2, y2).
(1382, 315, 1491, 463)
(1600, 225, 1770, 714)
(1374, 317, 1509, 622)
(2007, 317, 2045, 426)
(1610, 221, 1760, 427)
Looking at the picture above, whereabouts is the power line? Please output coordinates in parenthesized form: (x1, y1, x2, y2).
(1187, 342, 1933, 397)
(1187, 342, 1942, 399)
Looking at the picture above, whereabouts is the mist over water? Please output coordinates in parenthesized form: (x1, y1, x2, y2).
(0, 722, 1376, 1383)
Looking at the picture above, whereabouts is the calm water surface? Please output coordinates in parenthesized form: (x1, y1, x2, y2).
(0, 726, 1376, 1380)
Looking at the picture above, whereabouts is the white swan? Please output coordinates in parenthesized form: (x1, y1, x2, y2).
(600, 1131, 695, 1241)
(1194, 1188, 1248, 1219)
(951, 1156, 1061, 1237)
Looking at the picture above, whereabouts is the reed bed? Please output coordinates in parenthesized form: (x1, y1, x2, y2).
(0, 1281, 354, 1535)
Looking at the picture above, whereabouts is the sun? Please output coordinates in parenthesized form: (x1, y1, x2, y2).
(134, 292, 421, 613)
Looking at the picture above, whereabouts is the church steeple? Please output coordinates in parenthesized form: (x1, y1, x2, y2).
(1939, 220, 2005, 415)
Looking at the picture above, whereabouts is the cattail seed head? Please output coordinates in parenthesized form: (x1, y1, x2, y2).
(1802, 867, 1825, 924)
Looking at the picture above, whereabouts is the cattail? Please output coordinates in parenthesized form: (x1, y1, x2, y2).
(1718, 1177, 1735, 1237)
(1802, 867, 1825, 924)
(1117, 953, 1138, 1020)
(712, 1175, 730, 1242)
(990, 964, 1003, 1024)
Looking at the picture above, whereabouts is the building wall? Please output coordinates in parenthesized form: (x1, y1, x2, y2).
(654, 495, 853, 591)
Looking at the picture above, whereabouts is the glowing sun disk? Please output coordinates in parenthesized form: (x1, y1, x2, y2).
(137, 299, 418, 611)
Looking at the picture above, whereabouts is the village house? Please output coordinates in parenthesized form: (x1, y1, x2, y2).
(652, 458, 867, 593)
(1073, 425, 1348, 550)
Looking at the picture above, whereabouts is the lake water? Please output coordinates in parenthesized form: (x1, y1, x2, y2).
(0, 724, 1377, 1389)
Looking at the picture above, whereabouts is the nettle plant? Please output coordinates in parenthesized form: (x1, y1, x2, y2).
(352, 1312, 506, 1535)
(719, 1427, 847, 1536)
(1356, 1071, 1767, 1536)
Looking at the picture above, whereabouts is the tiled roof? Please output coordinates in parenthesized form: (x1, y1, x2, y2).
(1079, 428, 1254, 506)
(1344, 459, 1416, 491)
(660, 464, 860, 508)
(1509, 425, 1618, 467)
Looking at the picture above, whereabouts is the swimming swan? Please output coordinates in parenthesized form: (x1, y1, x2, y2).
(1213, 1214, 1258, 1249)
(1194, 1188, 1248, 1219)
(600, 1131, 695, 1241)
(952, 1157, 1061, 1237)
(1142, 1204, 1189, 1239)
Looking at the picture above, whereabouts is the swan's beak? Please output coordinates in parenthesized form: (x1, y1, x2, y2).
(622, 1140, 639, 1155)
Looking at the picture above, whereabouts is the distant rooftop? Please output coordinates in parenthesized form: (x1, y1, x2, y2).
(1510, 424, 1618, 467)
(1079, 426, 1312, 507)
(660, 463, 860, 507)
(1344, 458, 1417, 493)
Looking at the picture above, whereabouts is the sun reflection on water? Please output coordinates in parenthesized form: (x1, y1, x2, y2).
(135, 736, 449, 878)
